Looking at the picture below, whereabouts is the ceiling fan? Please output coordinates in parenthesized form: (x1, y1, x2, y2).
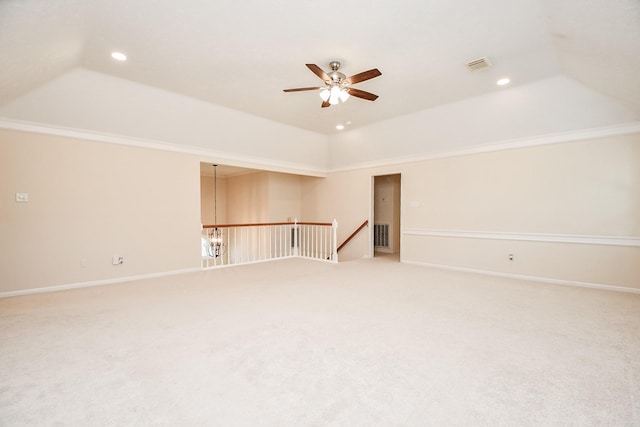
(283, 61, 381, 108)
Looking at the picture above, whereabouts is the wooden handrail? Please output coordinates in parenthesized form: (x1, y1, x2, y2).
(203, 221, 332, 229)
(336, 220, 369, 253)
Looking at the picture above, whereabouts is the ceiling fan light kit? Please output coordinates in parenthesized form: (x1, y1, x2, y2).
(284, 61, 381, 108)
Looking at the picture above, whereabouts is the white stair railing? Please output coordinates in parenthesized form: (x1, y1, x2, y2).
(202, 219, 338, 268)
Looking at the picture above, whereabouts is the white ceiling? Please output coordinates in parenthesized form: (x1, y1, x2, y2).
(0, 0, 639, 135)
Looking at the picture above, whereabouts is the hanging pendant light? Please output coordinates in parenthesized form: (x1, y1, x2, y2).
(208, 164, 223, 258)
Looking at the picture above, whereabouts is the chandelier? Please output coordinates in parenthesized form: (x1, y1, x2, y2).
(207, 164, 224, 258)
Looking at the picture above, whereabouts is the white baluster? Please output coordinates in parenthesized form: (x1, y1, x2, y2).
(332, 219, 338, 263)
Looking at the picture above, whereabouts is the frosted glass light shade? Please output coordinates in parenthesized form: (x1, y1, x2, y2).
(320, 86, 350, 105)
(329, 86, 341, 105)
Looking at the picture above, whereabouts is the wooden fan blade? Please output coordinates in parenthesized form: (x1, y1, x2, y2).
(345, 68, 381, 85)
(321, 100, 331, 108)
(306, 64, 330, 81)
(283, 87, 322, 92)
(346, 87, 379, 101)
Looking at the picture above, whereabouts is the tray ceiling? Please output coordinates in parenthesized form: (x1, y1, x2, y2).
(0, 0, 638, 134)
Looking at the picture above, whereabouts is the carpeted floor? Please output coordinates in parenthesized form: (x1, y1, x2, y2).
(1, 257, 639, 426)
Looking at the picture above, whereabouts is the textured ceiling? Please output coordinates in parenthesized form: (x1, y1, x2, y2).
(0, 0, 638, 135)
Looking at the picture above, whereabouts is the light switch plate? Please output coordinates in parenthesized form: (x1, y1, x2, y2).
(15, 192, 29, 202)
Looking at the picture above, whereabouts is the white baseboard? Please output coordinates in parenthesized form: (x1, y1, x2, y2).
(3, 256, 337, 298)
(0, 267, 202, 299)
(402, 260, 640, 294)
(374, 247, 395, 254)
(5, 259, 637, 298)
(201, 255, 300, 269)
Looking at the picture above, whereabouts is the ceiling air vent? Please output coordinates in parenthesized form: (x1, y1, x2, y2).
(466, 56, 492, 71)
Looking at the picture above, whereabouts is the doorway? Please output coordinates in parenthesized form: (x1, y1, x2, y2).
(373, 174, 401, 260)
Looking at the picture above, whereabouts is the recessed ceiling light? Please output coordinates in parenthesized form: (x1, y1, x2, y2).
(497, 77, 511, 86)
(336, 124, 345, 130)
(111, 51, 127, 61)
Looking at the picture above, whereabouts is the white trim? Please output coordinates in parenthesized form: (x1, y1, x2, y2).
(402, 228, 640, 248)
(0, 267, 201, 299)
(2, 255, 338, 298)
(202, 255, 297, 270)
(402, 260, 640, 294)
(0, 118, 327, 177)
(330, 121, 640, 173)
(201, 254, 335, 270)
(3, 118, 639, 177)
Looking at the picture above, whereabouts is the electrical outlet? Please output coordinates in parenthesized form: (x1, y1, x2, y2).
(112, 256, 124, 265)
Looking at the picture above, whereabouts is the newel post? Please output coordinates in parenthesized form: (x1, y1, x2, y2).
(331, 218, 338, 263)
(293, 218, 299, 256)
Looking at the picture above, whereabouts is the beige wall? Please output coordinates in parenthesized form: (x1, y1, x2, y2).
(226, 172, 270, 223)
(302, 170, 375, 261)
(402, 235, 639, 287)
(268, 172, 302, 222)
(0, 129, 202, 293)
(401, 135, 640, 236)
(3, 127, 638, 293)
(224, 171, 302, 224)
(303, 133, 640, 288)
(200, 175, 227, 225)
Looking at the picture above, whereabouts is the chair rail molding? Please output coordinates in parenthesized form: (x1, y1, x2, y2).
(402, 228, 640, 248)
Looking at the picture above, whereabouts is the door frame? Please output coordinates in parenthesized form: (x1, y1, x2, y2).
(370, 173, 402, 259)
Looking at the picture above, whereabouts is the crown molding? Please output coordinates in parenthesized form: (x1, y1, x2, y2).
(330, 121, 640, 173)
(0, 118, 328, 177)
(3, 117, 639, 176)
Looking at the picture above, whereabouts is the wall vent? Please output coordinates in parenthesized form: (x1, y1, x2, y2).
(466, 56, 492, 71)
(374, 224, 389, 247)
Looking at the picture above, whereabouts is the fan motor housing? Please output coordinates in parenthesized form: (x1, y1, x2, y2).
(328, 61, 346, 84)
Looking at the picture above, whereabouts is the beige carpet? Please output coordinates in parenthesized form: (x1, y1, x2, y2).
(1, 257, 639, 426)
